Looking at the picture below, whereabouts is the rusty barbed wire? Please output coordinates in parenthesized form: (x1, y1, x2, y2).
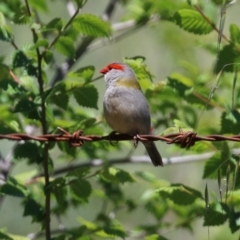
(1, 128, 240, 148)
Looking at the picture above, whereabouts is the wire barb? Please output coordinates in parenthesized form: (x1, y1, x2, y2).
(1, 129, 240, 149)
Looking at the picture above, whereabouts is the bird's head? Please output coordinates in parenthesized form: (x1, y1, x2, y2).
(100, 62, 140, 89)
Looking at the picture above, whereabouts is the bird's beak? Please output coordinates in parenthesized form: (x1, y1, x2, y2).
(100, 67, 108, 74)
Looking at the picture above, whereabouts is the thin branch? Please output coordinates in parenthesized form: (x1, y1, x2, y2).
(42, 6, 81, 58)
(51, 0, 120, 86)
(194, 4, 240, 53)
(31, 148, 240, 178)
(24, 0, 51, 238)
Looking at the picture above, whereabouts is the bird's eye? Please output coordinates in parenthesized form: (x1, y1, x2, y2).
(108, 66, 112, 70)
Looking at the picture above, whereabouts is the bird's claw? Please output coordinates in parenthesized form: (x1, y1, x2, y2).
(133, 134, 140, 148)
(108, 131, 118, 146)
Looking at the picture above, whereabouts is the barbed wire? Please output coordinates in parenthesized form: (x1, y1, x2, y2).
(1, 128, 240, 148)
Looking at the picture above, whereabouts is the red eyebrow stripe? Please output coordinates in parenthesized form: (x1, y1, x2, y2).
(109, 63, 124, 71)
(100, 63, 124, 74)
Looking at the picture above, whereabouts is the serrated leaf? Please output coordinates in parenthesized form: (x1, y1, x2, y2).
(172, 9, 213, 34)
(221, 110, 240, 134)
(57, 141, 77, 157)
(167, 73, 193, 96)
(70, 179, 92, 202)
(14, 142, 43, 164)
(0, 231, 13, 240)
(55, 36, 75, 58)
(73, 84, 98, 109)
(13, 6, 31, 24)
(34, 38, 49, 48)
(29, 0, 48, 12)
(12, 50, 37, 76)
(145, 234, 169, 240)
(100, 167, 135, 184)
(157, 183, 202, 205)
(0, 78, 26, 97)
(0, 177, 29, 197)
(70, 66, 95, 82)
(78, 217, 98, 230)
(43, 18, 63, 32)
(214, 44, 240, 73)
(229, 24, 240, 44)
(73, 14, 111, 38)
(228, 208, 240, 233)
(67, 167, 90, 178)
(103, 220, 127, 238)
(0, 12, 13, 42)
(205, 157, 221, 180)
(203, 202, 228, 226)
(23, 198, 45, 222)
(13, 98, 40, 120)
(203, 142, 232, 179)
(51, 92, 69, 109)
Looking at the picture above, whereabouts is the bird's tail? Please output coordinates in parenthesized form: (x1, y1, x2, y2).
(143, 141, 163, 167)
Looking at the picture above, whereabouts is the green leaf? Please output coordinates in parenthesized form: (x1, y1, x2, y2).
(29, 0, 48, 12)
(34, 38, 49, 48)
(43, 18, 63, 33)
(73, 14, 111, 38)
(13, 5, 31, 24)
(70, 179, 92, 202)
(12, 50, 37, 76)
(230, 24, 240, 44)
(55, 36, 75, 58)
(204, 202, 228, 226)
(14, 142, 43, 164)
(73, 0, 87, 8)
(203, 142, 231, 179)
(0, 231, 13, 240)
(13, 98, 40, 120)
(0, 78, 26, 96)
(73, 84, 98, 109)
(0, 176, 29, 197)
(67, 167, 90, 178)
(203, 153, 222, 179)
(100, 167, 135, 184)
(157, 183, 203, 205)
(221, 109, 240, 134)
(229, 208, 240, 233)
(172, 9, 213, 34)
(51, 92, 69, 109)
(145, 234, 169, 240)
(214, 44, 240, 73)
(23, 197, 45, 222)
(57, 141, 77, 157)
(70, 66, 95, 82)
(0, 12, 13, 42)
(103, 220, 127, 238)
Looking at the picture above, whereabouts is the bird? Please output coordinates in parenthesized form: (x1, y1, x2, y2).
(100, 62, 163, 167)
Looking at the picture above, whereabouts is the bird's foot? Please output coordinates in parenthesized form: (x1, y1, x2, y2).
(108, 131, 119, 146)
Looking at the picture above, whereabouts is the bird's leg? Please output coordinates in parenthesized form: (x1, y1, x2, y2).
(133, 134, 140, 148)
(108, 131, 118, 146)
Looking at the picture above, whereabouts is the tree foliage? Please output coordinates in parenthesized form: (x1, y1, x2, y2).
(0, 0, 240, 239)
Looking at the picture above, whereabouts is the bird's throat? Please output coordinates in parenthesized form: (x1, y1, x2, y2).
(115, 78, 141, 89)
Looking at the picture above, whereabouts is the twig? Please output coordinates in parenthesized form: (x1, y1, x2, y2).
(24, 0, 51, 238)
(30, 148, 240, 178)
(194, 4, 240, 53)
(51, 0, 120, 86)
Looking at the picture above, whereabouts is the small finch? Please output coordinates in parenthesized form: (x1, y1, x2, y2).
(100, 62, 163, 167)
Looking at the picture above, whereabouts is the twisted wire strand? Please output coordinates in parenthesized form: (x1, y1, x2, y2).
(1, 128, 240, 148)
